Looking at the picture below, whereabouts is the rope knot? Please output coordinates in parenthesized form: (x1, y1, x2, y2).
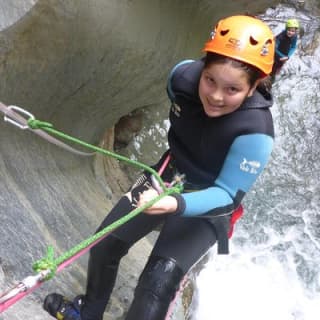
(32, 246, 57, 280)
(28, 118, 53, 130)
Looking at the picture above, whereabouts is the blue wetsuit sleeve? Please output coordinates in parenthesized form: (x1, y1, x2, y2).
(177, 133, 273, 217)
(288, 36, 297, 57)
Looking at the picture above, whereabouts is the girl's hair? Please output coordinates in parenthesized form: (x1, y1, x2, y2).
(204, 52, 272, 94)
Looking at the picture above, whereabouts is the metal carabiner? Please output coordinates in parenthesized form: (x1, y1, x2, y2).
(169, 173, 186, 188)
(0, 282, 26, 305)
(4, 105, 35, 130)
(0, 270, 50, 304)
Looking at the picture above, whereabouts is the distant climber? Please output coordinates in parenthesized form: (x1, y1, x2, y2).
(271, 18, 299, 80)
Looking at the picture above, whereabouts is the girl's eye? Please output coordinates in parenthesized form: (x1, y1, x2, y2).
(227, 87, 239, 94)
(206, 76, 215, 84)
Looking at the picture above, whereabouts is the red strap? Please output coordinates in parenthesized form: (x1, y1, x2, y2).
(228, 204, 244, 238)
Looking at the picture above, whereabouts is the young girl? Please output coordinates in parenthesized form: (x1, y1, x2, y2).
(271, 18, 299, 78)
(43, 15, 275, 320)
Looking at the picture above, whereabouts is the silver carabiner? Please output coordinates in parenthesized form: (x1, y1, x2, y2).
(4, 105, 35, 129)
(0, 270, 50, 304)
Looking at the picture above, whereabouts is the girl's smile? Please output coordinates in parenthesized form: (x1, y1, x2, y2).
(198, 63, 257, 117)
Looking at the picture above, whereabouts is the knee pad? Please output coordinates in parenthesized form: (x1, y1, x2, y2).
(135, 255, 184, 304)
(125, 256, 184, 320)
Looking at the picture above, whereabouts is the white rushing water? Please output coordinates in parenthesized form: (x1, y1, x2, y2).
(193, 247, 319, 320)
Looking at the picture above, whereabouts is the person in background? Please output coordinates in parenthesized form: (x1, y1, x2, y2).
(271, 18, 299, 80)
(43, 15, 275, 320)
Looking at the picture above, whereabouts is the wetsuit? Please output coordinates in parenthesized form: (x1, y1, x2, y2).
(80, 59, 274, 320)
(271, 29, 298, 75)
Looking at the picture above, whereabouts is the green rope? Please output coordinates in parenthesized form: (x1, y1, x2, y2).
(33, 185, 183, 280)
(28, 118, 167, 191)
(28, 117, 184, 280)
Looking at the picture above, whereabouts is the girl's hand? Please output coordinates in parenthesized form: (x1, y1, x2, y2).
(137, 188, 178, 215)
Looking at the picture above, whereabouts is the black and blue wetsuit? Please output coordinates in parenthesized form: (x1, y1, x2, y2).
(275, 29, 297, 58)
(271, 29, 298, 75)
(77, 59, 274, 320)
(167, 59, 274, 217)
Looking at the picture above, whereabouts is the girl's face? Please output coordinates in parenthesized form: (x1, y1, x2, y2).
(198, 62, 258, 118)
(286, 27, 297, 37)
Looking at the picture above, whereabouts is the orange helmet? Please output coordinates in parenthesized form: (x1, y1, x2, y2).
(203, 15, 275, 75)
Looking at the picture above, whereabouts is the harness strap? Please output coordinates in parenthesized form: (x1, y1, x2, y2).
(214, 218, 230, 254)
(213, 204, 244, 254)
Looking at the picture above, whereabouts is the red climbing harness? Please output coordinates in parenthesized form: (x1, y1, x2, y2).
(228, 204, 244, 238)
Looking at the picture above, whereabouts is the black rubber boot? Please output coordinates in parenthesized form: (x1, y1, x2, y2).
(80, 235, 130, 320)
(125, 255, 184, 320)
(43, 293, 84, 320)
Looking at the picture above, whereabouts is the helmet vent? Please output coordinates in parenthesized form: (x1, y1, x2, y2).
(249, 36, 258, 46)
(220, 29, 229, 36)
(261, 39, 273, 56)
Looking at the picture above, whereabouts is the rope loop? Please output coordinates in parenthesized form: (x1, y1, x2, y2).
(25, 114, 184, 276)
